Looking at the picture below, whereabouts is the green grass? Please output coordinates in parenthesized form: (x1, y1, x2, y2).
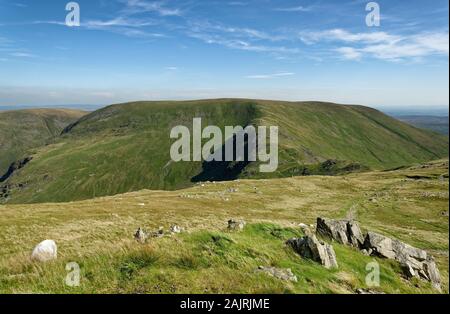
(2, 100, 448, 204)
(0, 223, 440, 294)
(0, 109, 86, 176)
(0, 160, 447, 294)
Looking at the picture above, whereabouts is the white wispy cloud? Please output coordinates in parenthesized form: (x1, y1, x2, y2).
(335, 47, 362, 60)
(275, 6, 312, 12)
(84, 17, 158, 28)
(245, 72, 295, 79)
(186, 21, 297, 54)
(300, 28, 449, 61)
(189, 31, 298, 54)
(9, 52, 36, 58)
(299, 29, 402, 45)
(121, 0, 182, 16)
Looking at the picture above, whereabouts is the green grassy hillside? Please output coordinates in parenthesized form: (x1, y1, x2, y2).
(0, 160, 448, 294)
(0, 109, 87, 176)
(1, 99, 448, 203)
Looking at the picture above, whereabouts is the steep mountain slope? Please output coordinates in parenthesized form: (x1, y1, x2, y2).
(0, 109, 87, 175)
(1, 99, 448, 203)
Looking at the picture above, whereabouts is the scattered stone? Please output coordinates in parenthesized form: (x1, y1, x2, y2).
(360, 248, 373, 256)
(31, 240, 57, 262)
(287, 235, 338, 269)
(299, 223, 308, 229)
(170, 224, 182, 234)
(228, 219, 246, 231)
(364, 232, 441, 291)
(151, 226, 165, 238)
(134, 228, 148, 243)
(257, 266, 297, 282)
(316, 218, 364, 248)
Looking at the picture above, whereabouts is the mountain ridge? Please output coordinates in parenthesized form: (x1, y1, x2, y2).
(1, 99, 447, 204)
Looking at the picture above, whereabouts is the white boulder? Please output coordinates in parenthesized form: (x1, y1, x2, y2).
(31, 240, 57, 262)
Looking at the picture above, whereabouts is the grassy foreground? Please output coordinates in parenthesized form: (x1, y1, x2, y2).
(0, 159, 448, 294)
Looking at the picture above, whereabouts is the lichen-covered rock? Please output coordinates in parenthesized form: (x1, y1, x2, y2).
(31, 240, 57, 262)
(287, 235, 338, 269)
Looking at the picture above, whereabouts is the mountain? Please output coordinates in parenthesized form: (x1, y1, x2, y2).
(1, 99, 448, 204)
(0, 109, 87, 176)
(396, 115, 449, 135)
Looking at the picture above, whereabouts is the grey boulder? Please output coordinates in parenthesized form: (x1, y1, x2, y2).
(316, 217, 365, 248)
(287, 235, 338, 269)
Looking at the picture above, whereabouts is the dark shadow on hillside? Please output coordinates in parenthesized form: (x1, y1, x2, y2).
(191, 131, 255, 182)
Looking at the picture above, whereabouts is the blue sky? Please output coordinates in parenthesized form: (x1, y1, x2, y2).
(0, 0, 448, 111)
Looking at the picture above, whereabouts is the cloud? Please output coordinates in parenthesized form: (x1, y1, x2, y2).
(186, 21, 297, 55)
(9, 52, 36, 58)
(245, 72, 295, 79)
(275, 6, 312, 12)
(121, 0, 182, 16)
(189, 31, 299, 54)
(228, 2, 247, 6)
(300, 29, 401, 45)
(301, 28, 449, 61)
(84, 17, 158, 28)
(335, 47, 362, 60)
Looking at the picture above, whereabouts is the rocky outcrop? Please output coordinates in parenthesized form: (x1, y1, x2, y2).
(0, 156, 32, 182)
(364, 232, 441, 291)
(316, 218, 364, 248)
(315, 217, 441, 290)
(134, 227, 148, 243)
(287, 235, 338, 269)
(31, 240, 57, 262)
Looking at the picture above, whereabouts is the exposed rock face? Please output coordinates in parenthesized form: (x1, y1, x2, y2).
(257, 266, 298, 282)
(364, 232, 441, 291)
(315, 217, 441, 290)
(31, 240, 57, 262)
(316, 218, 364, 248)
(0, 156, 33, 182)
(287, 235, 338, 269)
(134, 228, 148, 243)
(228, 219, 246, 231)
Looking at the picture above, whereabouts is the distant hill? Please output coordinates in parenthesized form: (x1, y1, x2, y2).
(0, 109, 87, 176)
(1, 99, 448, 204)
(396, 115, 449, 135)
